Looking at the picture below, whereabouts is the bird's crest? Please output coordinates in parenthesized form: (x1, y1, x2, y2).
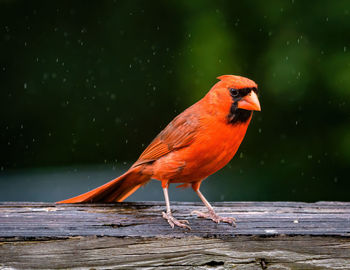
(217, 75, 257, 89)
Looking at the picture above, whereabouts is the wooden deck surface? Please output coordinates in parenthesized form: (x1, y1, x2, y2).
(1, 201, 350, 269)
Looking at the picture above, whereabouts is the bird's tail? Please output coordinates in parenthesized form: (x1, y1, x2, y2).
(56, 167, 150, 203)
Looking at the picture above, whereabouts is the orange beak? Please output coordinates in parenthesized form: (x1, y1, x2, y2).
(237, 91, 261, 111)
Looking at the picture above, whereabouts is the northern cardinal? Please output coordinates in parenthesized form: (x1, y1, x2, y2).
(57, 75, 261, 229)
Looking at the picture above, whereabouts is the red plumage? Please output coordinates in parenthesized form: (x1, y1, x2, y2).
(58, 75, 261, 229)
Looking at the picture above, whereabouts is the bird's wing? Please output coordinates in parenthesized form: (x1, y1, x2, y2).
(132, 108, 199, 167)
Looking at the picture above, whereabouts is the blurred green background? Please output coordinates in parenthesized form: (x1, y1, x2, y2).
(1, 0, 349, 202)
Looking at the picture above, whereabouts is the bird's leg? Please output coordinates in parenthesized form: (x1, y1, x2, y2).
(192, 189, 236, 226)
(162, 187, 191, 229)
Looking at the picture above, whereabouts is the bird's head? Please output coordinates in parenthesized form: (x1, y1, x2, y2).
(205, 75, 261, 124)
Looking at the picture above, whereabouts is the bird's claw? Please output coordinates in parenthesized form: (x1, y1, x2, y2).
(192, 210, 236, 226)
(162, 212, 191, 230)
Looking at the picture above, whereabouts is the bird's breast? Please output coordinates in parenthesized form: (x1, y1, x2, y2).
(185, 119, 250, 175)
(153, 115, 252, 182)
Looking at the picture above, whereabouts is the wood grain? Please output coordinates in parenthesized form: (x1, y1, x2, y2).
(0, 201, 349, 269)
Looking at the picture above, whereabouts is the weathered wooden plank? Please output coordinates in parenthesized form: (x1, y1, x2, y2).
(1, 201, 349, 238)
(0, 201, 350, 269)
(1, 236, 350, 269)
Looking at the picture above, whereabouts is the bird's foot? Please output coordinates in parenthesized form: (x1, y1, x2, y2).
(192, 209, 236, 226)
(162, 212, 191, 230)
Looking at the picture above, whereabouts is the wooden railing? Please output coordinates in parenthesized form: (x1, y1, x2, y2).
(1, 201, 349, 269)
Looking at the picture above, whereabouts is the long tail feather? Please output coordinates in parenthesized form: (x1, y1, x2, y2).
(56, 167, 150, 203)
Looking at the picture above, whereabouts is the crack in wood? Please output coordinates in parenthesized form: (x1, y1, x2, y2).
(258, 258, 267, 269)
(202, 260, 225, 267)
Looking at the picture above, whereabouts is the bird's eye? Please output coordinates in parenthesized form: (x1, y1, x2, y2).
(230, 88, 239, 97)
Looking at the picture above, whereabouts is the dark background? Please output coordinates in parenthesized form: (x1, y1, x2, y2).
(1, 0, 349, 202)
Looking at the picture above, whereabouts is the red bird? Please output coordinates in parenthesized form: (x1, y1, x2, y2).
(58, 75, 261, 229)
